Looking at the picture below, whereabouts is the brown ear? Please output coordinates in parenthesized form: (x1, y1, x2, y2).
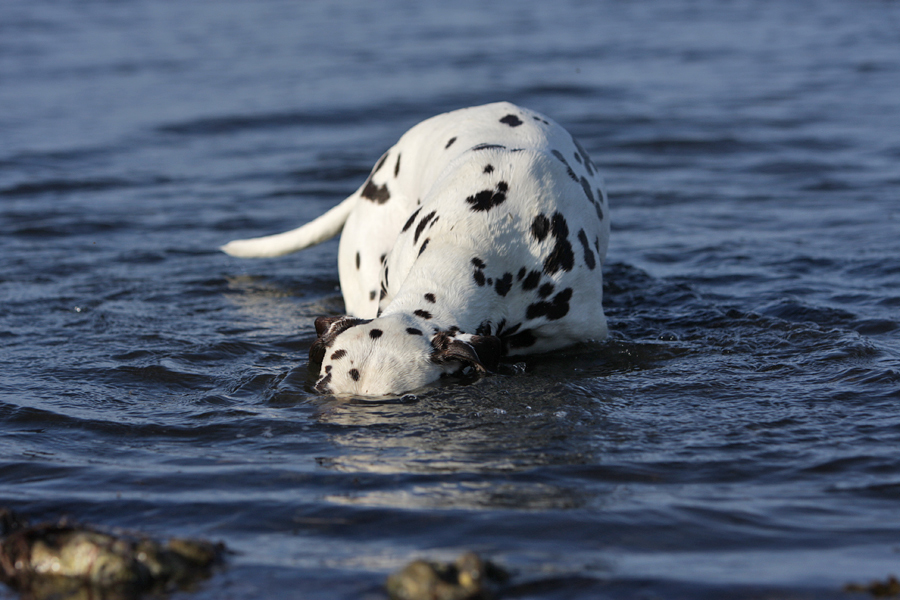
(315, 315, 344, 337)
(309, 316, 370, 376)
(430, 332, 501, 373)
(314, 315, 370, 338)
(308, 338, 329, 377)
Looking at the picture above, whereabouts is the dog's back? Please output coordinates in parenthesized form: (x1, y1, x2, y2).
(337, 102, 608, 318)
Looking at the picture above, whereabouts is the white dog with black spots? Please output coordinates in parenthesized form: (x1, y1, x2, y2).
(223, 102, 610, 396)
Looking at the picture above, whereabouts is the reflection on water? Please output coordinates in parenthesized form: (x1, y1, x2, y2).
(325, 480, 588, 511)
(293, 366, 619, 511)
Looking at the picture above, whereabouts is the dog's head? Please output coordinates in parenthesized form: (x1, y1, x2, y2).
(308, 315, 501, 397)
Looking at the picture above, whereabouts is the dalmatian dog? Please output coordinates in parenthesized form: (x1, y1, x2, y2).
(222, 102, 610, 396)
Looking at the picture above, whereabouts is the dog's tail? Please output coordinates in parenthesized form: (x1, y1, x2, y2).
(220, 195, 357, 258)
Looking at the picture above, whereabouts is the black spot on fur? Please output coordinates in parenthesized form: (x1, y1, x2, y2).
(487, 278, 493, 286)
(361, 180, 390, 203)
(466, 181, 508, 212)
(526, 288, 573, 321)
(506, 329, 536, 349)
(580, 176, 595, 204)
(369, 329, 383, 339)
(369, 290, 377, 301)
(355, 252, 360, 269)
(573, 137, 595, 176)
(331, 349, 347, 360)
(522, 270, 540, 291)
(349, 369, 360, 381)
(551, 150, 580, 183)
(517, 267, 527, 281)
(325, 365, 332, 373)
(406, 327, 423, 336)
(472, 257, 488, 287)
(577, 229, 597, 270)
(414, 309, 432, 319)
(495, 272, 513, 297)
(594, 200, 604, 221)
(394, 153, 401, 177)
(446, 137, 457, 149)
(380, 288, 387, 301)
(472, 143, 506, 151)
(484, 164, 494, 174)
(360, 152, 391, 204)
(380, 253, 387, 264)
(402, 207, 423, 233)
(419, 238, 430, 256)
(424, 293, 436, 303)
(573, 152, 582, 164)
(543, 212, 575, 275)
(500, 114, 523, 127)
(531, 214, 550, 242)
(414, 210, 436, 243)
(538, 282, 555, 299)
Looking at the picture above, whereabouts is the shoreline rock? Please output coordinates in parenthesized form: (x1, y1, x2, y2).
(0, 508, 225, 600)
(387, 552, 509, 600)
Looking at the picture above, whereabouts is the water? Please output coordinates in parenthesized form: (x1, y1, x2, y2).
(2, 0, 900, 598)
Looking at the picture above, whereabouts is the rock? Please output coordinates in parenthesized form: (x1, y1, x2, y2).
(0, 508, 225, 599)
(845, 575, 900, 597)
(386, 552, 508, 600)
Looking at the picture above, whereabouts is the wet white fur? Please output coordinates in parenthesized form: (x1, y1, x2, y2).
(223, 102, 610, 396)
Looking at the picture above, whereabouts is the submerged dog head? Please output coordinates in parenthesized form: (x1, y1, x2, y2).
(308, 315, 500, 397)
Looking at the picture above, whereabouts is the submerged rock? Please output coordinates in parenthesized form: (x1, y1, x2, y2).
(845, 575, 900, 597)
(0, 508, 224, 599)
(386, 552, 508, 600)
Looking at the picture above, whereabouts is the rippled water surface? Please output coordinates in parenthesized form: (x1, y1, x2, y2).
(2, 1, 900, 598)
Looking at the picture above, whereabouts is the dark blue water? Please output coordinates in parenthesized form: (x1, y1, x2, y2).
(2, 1, 900, 598)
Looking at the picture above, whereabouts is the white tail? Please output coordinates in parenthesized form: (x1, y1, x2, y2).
(220, 195, 357, 258)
